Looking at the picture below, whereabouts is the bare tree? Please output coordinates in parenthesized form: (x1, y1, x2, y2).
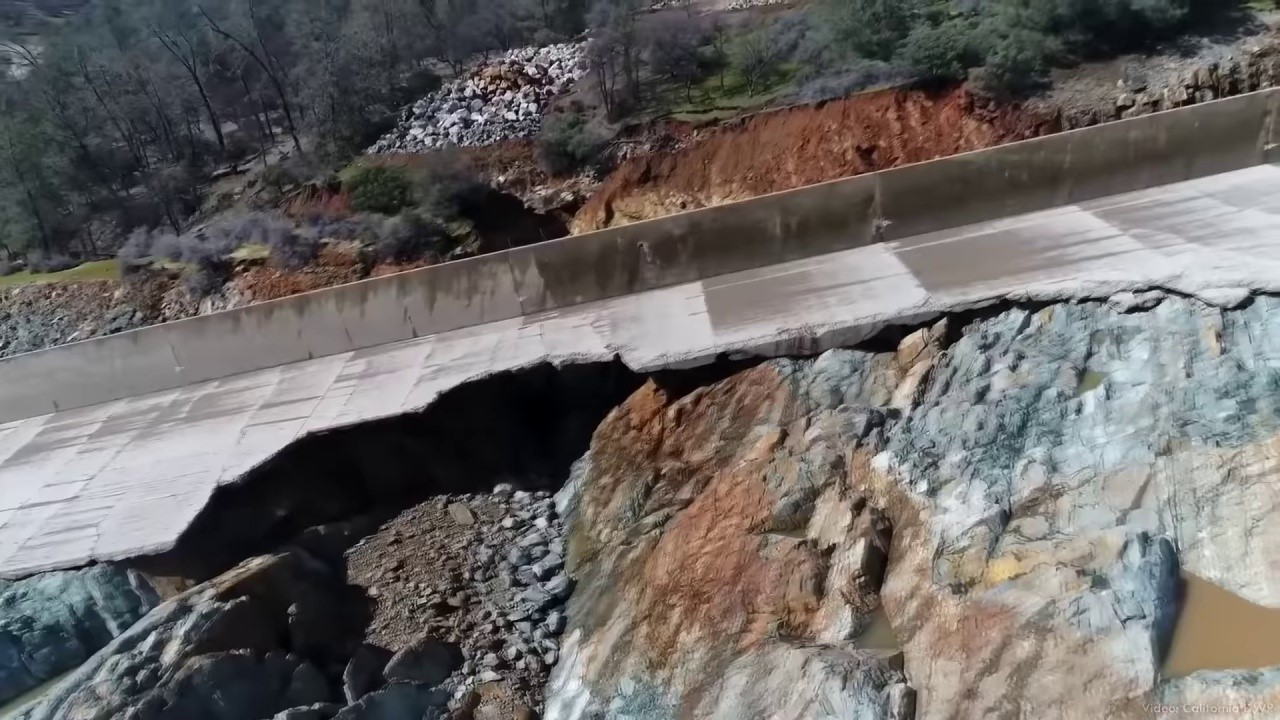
(200, 3, 304, 152)
(152, 19, 228, 151)
(647, 16, 706, 103)
(730, 25, 782, 97)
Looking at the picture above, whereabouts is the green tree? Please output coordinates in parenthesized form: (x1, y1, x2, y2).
(897, 18, 984, 83)
(972, 24, 1055, 97)
(820, 0, 920, 62)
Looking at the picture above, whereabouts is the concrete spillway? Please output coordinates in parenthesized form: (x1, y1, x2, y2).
(3, 90, 1280, 578)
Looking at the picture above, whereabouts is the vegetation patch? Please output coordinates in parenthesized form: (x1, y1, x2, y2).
(0, 259, 120, 289)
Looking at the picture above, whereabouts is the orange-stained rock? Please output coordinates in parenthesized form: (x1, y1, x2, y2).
(549, 359, 911, 719)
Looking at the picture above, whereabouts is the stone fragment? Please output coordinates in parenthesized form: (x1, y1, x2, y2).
(448, 503, 476, 526)
(342, 644, 393, 704)
(383, 635, 462, 686)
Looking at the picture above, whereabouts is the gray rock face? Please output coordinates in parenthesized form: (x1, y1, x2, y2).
(545, 295, 1280, 719)
(0, 564, 159, 705)
(17, 552, 361, 720)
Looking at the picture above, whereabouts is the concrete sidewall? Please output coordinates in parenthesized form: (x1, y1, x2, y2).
(3, 89, 1278, 422)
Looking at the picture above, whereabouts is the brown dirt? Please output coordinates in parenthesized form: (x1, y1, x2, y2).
(572, 86, 1060, 233)
(282, 183, 352, 218)
(227, 243, 428, 307)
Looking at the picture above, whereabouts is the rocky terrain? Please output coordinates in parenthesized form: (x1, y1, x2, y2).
(10, 292, 1280, 719)
(368, 44, 587, 154)
(0, 279, 163, 358)
(546, 293, 1280, 719)
(568, 32, 1280, 232)
(8, 488, 574, 720)
(346, 487, 572, 714)
(1047, 37, 1280, 129)
(12, 31, 1280, 720)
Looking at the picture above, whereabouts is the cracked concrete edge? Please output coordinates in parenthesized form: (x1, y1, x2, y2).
(0, 268, 1270, 580)
(68, 283, 1267, 574)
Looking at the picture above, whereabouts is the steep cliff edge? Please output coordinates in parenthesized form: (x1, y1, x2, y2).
(548, 294, 1280, 719)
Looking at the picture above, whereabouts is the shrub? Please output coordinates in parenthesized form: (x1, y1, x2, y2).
(374, 211, 451, 263)
(537, 112, 611, 176)
(982, 0, 1187, 58)
(27, 252, 77, 274)
(409, 152, 488, 219)
(346, 166, 413, 214)
(303, 214, 386, 244)
(265, 223, 319, 270)
(118, 227, 156, 271)
(792, 61, 909, 103)
(183, 259, 229, 298)
(147, 231, 184, 262)
(0, 261, 13, 277)
(897, 18, 985, 83)
(972, 25, 1055, 97)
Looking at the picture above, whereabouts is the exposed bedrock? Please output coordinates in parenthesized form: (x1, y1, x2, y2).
(18, 293, 1280, 719)
(0, 565, 160, 706)
(547, 294, 1280, 719)
(18, 550, 373, 720)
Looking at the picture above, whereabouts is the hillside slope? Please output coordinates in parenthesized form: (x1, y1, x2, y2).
(571, 86, 1058, 233)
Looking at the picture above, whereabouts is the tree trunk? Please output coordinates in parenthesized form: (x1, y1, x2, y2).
(154, 29, 227, 152)
(192, 72, 227, 151)
(7, 138, 51, 254)
(200, 7, 303, 153)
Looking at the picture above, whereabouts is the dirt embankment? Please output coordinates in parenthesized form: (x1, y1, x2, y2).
(571, 86, 1059, 233)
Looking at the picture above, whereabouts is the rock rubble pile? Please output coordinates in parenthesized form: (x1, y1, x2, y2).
(1063, 48, 1280, 128)
(19, 489, 578, 720)
(724, 0, 790, 10)
(346, 485, 572, 714)
(368, 43, 587, 153)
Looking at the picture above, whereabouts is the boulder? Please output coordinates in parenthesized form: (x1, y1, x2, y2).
(331, 682, 447, 719)
(140, 652, 331, 720)
(342, 644, 394, 703)
(383, 635, 462, 686)
(448, 503, 476, 526)
(0, 564, 160, 705)
(19, 552, 363, 720)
